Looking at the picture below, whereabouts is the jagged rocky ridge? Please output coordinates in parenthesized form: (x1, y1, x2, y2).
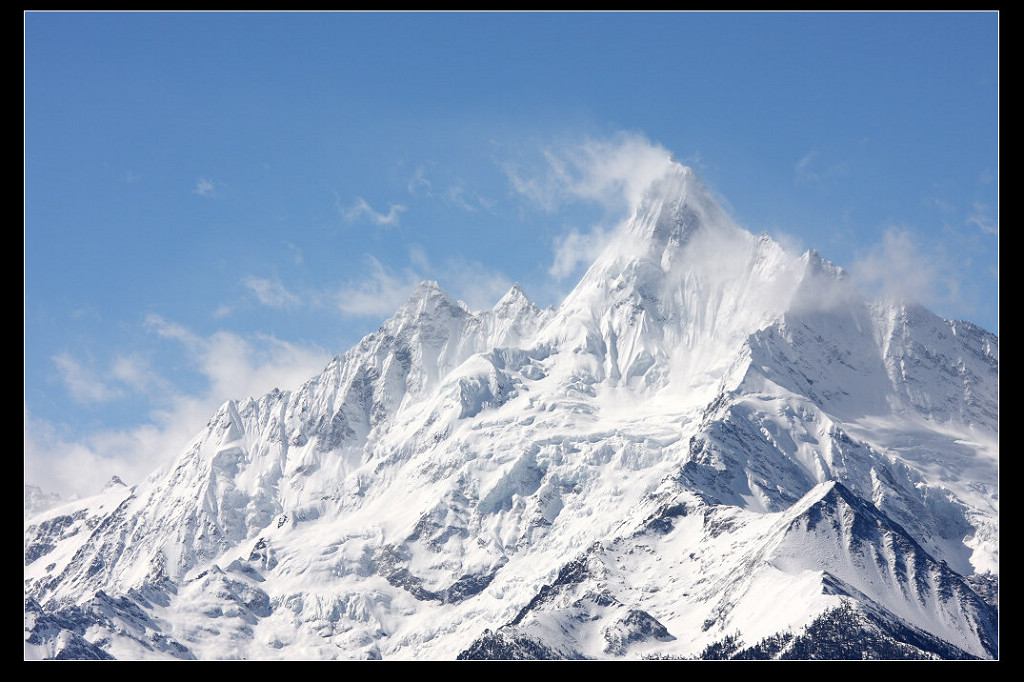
(25, 162, 998, 660)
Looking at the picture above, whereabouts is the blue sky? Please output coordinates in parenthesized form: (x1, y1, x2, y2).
(25, 11, 999, 499)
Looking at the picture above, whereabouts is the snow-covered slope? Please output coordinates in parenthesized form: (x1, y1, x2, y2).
(24, 159, 998, 660)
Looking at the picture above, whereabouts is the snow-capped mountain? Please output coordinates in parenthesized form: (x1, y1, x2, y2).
(24, 161, 998, 660)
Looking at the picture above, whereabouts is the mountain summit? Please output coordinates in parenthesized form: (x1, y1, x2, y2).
(25, 162, 998, 660)
(624, 163, 730, 254)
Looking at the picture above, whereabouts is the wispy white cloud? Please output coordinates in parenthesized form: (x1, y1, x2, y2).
(966, 201, 997, 236)
(407, 164, 489, 213)
(145, 314, 199, 345)
(243, 275, 302, 309)
(340, 196, 406, 226)
(924, 196, 957, 214)
(408, 166, 433, 195)
(211, 304, 235, 319)
(445, 184, 480, 213)
(190, 330, 330, 408)
(848, 227, 966, 313)
(142, 315, 331, 418)
(110, 354, 171, 395)
(53, 347, 176, 408)
(284, 241, 304, 265)
(333, 256, 422, 316)
(924, 196, 996, 237)
(193, 177, 216, 197)
(407, 244, 431, 272)
(504, 131, 676, 215)
(795, 150, 848, 184)
(144, 314, 328, 402)
(795, 151, 818, 182)
(52, 352, 123, 404)
(70, 305, 101, 321)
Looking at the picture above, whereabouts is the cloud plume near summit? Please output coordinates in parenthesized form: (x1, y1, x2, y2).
(506, 132, 677, 214)
(504, 133, 686, 282)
